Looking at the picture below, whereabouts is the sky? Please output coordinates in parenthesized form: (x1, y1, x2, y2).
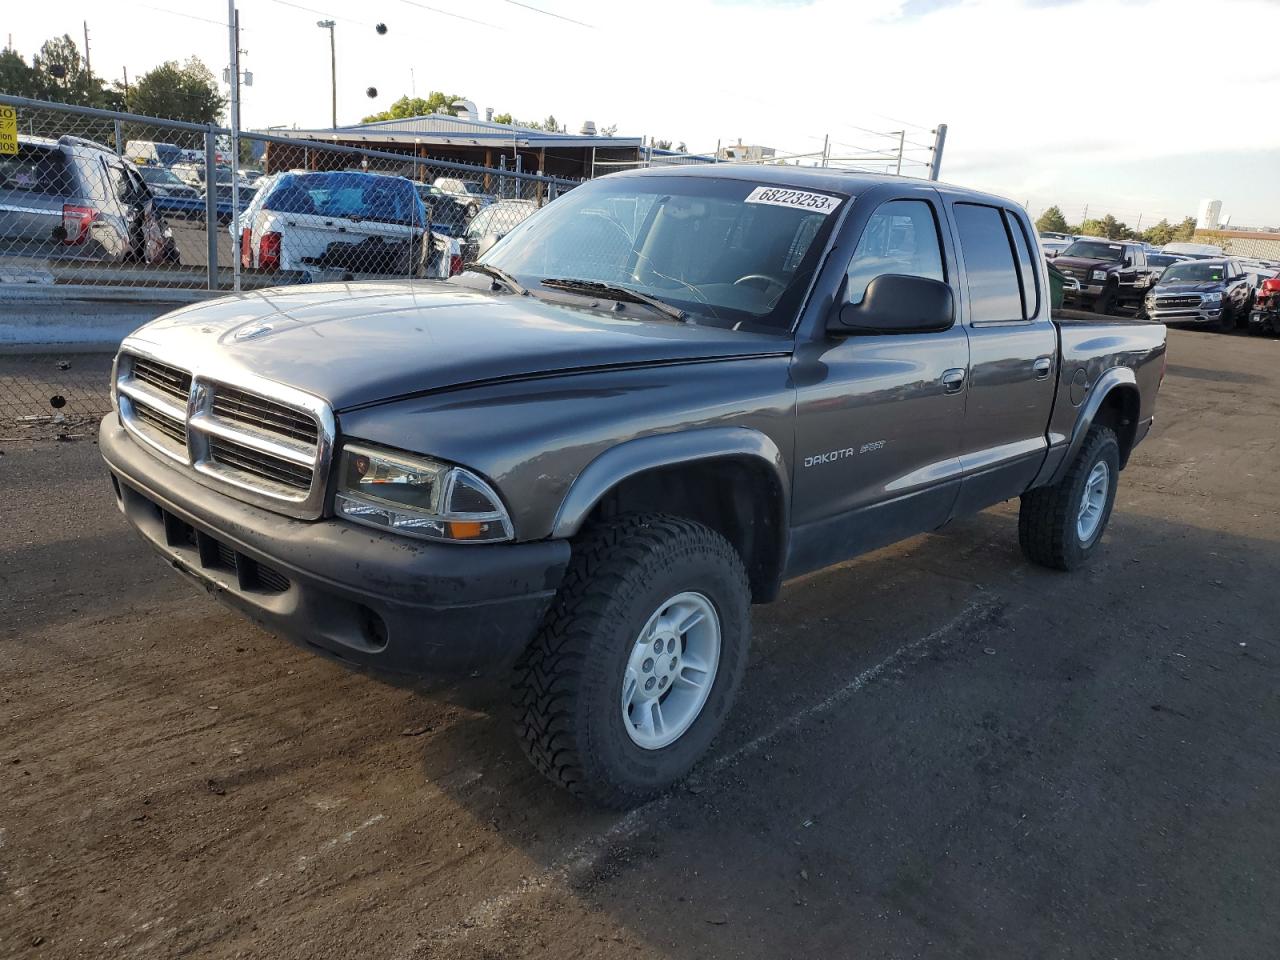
(6, 0, 1280, 227)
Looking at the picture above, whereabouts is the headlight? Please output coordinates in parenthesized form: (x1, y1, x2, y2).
(1091, 270, 1107, 281)
(1203, 292, 1222, 303)
(335, 443, 513, 543)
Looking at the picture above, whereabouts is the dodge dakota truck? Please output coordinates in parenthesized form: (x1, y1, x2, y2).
(100, 167, 1167, 806)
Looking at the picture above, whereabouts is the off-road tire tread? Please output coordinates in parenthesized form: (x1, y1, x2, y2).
(1019, 426, 1118, 570)
(512, 514, 747, 806)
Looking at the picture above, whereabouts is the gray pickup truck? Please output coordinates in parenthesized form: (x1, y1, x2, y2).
(100, 167, 1167, 806)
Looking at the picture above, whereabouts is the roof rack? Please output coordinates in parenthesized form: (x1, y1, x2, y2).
(57, 134, 115, 153)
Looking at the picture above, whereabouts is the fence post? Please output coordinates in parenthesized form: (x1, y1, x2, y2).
(205, 127, 219, 290)
(113, 119, 124, 156)
(928, 123, 947, 181)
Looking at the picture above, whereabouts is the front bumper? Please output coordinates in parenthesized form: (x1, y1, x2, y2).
(1146, 304, 1222, 324)
(100, 416, 570, 682)
(1062, 282, 1104, 303)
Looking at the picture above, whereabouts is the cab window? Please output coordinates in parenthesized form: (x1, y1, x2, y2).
(954, 202, 1023, 323)
(845, 198, 945, 304)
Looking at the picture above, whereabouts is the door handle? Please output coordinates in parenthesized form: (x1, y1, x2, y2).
(1033, 357, 1053, 379)
(941, 368, 966, 393)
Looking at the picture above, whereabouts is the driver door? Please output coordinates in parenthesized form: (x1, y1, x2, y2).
(789, 192, 970, 576)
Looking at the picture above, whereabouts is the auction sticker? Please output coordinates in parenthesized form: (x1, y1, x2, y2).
(745, 185, 842, 214)
(0, 106, 17, 156)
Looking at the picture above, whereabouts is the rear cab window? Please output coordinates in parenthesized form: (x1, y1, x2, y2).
(953, 202, 1025, 323)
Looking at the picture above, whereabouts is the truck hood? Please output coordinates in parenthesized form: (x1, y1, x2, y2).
(1153, 280, 1224, 294)
(1053, 256, 1120, 272)
(126, 281, 790, 410)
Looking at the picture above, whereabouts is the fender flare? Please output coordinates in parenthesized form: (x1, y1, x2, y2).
(1048, 366, 1138, 485)
(550, 426, 790, 540)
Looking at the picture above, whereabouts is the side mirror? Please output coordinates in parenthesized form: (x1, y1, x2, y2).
(829, 274, 955, 336)
(1122, 257, 1133, 267)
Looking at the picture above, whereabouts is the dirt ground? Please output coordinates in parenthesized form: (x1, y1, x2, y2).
(2, 328, 1278, 959)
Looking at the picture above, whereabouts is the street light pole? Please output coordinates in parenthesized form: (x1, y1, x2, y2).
(317, 20, 336, 128)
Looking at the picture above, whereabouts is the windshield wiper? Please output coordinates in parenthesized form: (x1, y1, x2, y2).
(540, 277, 688, 322)
(467, 263, 528, 296)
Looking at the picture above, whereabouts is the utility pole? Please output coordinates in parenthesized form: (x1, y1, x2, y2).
(227, 0, 242, 292)
(927, 123, 947, 181)
(893, 130, 905, 175)
(82, 21, 92, 75)
(121, 66, 129, 100)
(317, 20, 336, 128)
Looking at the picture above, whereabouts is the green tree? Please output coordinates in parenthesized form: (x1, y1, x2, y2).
(126, 58, 225, 124)
(29, 34, 116, 107)
(0, 47, 42, 98)
(1035, 205, 1070, 234)
(1170, 216, 1198, 242)
(1142, 219, 1176, 246)
(491, 111, 513, 125)
(362, 92, 464, 123)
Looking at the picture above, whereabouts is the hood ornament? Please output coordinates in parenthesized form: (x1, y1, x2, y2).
(235, 322, 274, 341)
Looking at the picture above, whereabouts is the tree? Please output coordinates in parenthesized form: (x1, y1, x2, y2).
(491, 112, 513, 125)
(1142, 219, 1176, 246)
(20, 34, 116, 107)
(0, 47, 42, 99)
(1035, 205, 1070, 234)
(126, 58, 225, 124)
(1170, 216, 1198, 242)
(362, 92, 464, 123)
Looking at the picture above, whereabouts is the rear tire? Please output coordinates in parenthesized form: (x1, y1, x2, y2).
(1019, 426, 1120, 571)
(513, 514, 751, 808)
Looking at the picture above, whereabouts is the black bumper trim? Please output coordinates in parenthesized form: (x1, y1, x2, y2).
(100, 416, 570, 681)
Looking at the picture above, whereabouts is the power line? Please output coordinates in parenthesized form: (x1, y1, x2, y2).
(495, 0, 594, 28)
(396, 0, 502, 29)
(266, 0, 368, 27)
(138, 3, 247, 29)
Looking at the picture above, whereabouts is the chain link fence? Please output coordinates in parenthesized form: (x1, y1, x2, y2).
(1, 95, 579, 434)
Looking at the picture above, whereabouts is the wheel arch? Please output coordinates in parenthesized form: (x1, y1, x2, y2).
(1051, 367, 1141, 483)
(551, 428, 790, 603)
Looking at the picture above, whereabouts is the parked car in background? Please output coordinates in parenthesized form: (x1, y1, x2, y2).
(1039, 230, 1076, 243)
(1162, 241, 1226, 259)
(1040, 238, 1072, 258)
(124, 140, 188, 168)
(102, 166, 1167, 806)
(135, 164, 205, 221)
(1055, 238, 1157, 314)
(414, 182, 473, 236)
(461, 198, 537, 263)
(0, 134, 177, 265)
(432, 176, 494, 217)
(239, 170, 433, 279)
(172, 162, 260, 223)
(1143, 258, 1254, 330)
(1145, 252, 1188, 274)
(1247, 273, 1280, 335)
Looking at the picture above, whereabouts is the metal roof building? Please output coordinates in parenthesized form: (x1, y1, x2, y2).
(256, 114, 648, 182)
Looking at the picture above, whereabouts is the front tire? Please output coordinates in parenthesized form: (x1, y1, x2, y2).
(1094, 286, 1117, 316)
(1019, 426, 1120, 571)
(513, 514, 751, 807)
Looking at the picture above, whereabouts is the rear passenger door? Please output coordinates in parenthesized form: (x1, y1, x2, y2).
(947, 201, 1058, 515)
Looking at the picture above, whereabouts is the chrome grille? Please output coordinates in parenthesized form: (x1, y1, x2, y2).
(207, 435, 313, 490)
(1156, 295, 1201, 308)
(211, 386, 319, 446)
(134, 403, 187, 448)
(132, 357, 192, 405)
(115, 349, 333, 519)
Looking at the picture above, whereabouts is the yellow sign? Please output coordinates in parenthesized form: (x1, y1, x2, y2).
(0, 105, 17, 156)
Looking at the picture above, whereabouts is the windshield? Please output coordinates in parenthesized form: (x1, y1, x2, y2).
(1062, 240, 1124, 261)
(138, 167, 184, 187)
(264, 172, 424, 227)
(1161, 262, 1226, 283)
(460, 182, 486, 195)
(1147, 254, 1178, 268)
(480, 176, 847, 330)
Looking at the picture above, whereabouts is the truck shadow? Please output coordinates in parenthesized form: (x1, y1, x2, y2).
(402, 506, 1280, 958)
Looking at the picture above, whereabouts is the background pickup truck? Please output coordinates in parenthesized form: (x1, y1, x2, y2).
(100, 166, 1166, 807)
(1054, 238, 1158, 314)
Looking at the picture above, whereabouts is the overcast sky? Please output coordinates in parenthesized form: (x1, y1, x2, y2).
(7, 0, 1280, 227)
